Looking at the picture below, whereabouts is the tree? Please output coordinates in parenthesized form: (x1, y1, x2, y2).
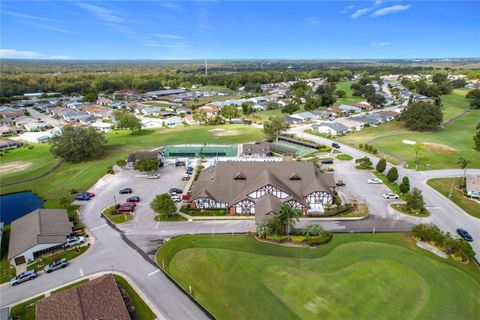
(59, 196, 70, 208)
(83, 92, 98, 103)
(406, 188, 425, 213)
(432, 73, 448, 84)
(267, 101, 279, 110)
(315, 82, 336, 95)
(386, 167, 399, 182)
(366, 93, 386, 108)
(150, 193, 176, 218)
(303, 223, 323, 237)
(115, 111, 141, 134)
(133, 157, 159, 173)
(256, 223, 268, 239)
(457, 157, 470, 186)
(241, 101, 255, 115)
(400, 101, 443, 131)
(335, 90, 346, 98)
(304, 96, 322, 111)
(399, 176, 411, 194)
(466, 89, 480, 109)
(320, 93, 337, 107)
(474, 127, 480, 151)
(263, 116, 288, 137)
(193, 110, 208, 125)
(376, 158, 386, 173)
(50, 125, 106, 162)
(220, 105, 240, 123)
(281, 103, 300, 114)
(274, 204, 301, 236)
(355, 156, 373, 169)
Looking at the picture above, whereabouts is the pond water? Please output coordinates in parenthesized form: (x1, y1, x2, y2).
(0, 191, 45, 224)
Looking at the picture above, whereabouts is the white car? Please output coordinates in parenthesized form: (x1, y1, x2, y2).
(171, 195, 181, 202)
(367, 178, 383, 184)
(383, 192, 399, 199)
(63, 236, 85, 248)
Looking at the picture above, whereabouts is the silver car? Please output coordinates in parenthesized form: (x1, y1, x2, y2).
(10, 270, 38, 286)
(63, 236, 85, 248)
(44, 258, 69, 273)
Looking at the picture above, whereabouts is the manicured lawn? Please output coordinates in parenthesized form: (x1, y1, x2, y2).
(190, 85, 231, 92)
(113, 275, 156, 320)
(427, 177, 480, 219)
(27, 246, 90, 272)
(154, 214, 188, 221)
(0, 125, 264, 201)
(252, 107, 301, 122)
(334, 80, 364, 107)
(103, 206, 133, 224)
(181, 208, 226, 216)
(337, 90, 480, 170)
(157, 234, 480, 320)
(336, 154, 353, 161)
(391, 204, 430, 217)
(0, 224, 15, 284)
(10, 295, 44, 320)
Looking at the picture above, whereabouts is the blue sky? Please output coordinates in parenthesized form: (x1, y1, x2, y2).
(1, 1, 479, 60)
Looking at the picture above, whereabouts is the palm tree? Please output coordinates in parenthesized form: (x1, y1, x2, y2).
(275, 204, 301, 236)
(256, 223, 268, 239)
(304, 223, 324, 238)
(457, 157, 470, 187)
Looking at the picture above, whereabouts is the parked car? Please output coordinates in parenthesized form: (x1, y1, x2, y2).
(81, 192, 95, 197)
(119, 188, 133, 194)
(336, 180, 345, 186)
(332, 143, 341, 149)
(44, 258, 69, 273)
(10, 270, 38, 286)
(146, 174, 160, 179)
(367, 178, 383, 184)
(171, 194, 181, 202)
(182, 174, 190, 181)
(64, 236, 85, 248)
(126, 196, 140, 203)
(382, 192, 399, 199)
(170, 188, 183, 195)
(321, 159, 334, 164)
(457, 228, 473, 242)
(124, 202, 137, 207)
(75, 193, 91, 201)
(117, 204, 135, 213)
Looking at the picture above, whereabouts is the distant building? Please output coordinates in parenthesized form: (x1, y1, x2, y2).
(466, 175, 480, 199)
(0, 137, 23, 150)
(242, 142, 272, 158)
(144, 89, 187, 98)
(312, 122, 349, 136)
(338, 104, 362, 113)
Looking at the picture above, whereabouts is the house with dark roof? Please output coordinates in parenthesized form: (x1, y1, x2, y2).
(312, 122, 349, 136)
(190, 161, 335, 223)
(36, 274, 131, 320)
(0, 137, 23, 150)
(241, 142, 272, 158)
(8, 209, 73, 266)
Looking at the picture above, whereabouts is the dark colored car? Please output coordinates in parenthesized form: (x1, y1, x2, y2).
(321, 159, 334, 164)
(170, 188, 183, 194)
(119, 188, 133, 194)
(332, 143, 341, 149)
(457, 228, 473, 242)
(336, 180, 345, 186)
(117, 205, 135, 213)
(81, 192, 95, 197)
(126, 196, 140, 202)
(75, 193, 91, 201)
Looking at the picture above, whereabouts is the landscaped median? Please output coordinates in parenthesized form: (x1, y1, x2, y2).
(155, 233, 480, 320)
(390, 203, 430, 217)
(102, 205, 133, 224)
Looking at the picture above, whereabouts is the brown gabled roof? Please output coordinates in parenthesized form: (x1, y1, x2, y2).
(191, 161, 335, 207)
(36, 274, 131, 320)
(255, 194, 283, 224)
(8, 209, 73, 260)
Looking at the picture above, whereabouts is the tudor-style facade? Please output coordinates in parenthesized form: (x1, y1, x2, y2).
(189, 161, 336, 222)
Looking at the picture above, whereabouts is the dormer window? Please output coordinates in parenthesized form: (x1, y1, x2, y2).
(234, 172, 246, 180)
(289, 172, 301, 180)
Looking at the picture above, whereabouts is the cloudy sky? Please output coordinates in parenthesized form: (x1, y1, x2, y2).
(1, 0, 479, 60)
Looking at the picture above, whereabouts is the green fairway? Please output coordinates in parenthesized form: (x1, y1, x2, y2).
(337, 90, 479, 170)
(0, 124, 264, 201)
(334, 80, 364, 106)
(156, 234, 480, 320)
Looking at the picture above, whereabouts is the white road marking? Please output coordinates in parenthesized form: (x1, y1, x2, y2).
(148, 269, 160, 277)
(155, 222, 160, 229)
(79, 268, 84, 276)
(90, 224, 108, 231)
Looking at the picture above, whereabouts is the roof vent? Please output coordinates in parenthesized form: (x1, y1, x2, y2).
(289, 172, 301, 180)
(233, 172, 246, 180)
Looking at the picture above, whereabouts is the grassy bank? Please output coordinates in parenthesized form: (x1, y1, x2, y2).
(156, 234, 480, 320)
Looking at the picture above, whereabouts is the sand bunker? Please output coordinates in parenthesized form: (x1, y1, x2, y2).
(422, 142, 458, 154)
(209, 128, 240, 137)
(0, 161, 32, 174)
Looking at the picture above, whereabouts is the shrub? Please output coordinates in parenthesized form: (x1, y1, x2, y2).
(376, 159, 386, 173)
(116, 159, 127, 167)
(399, 176, 410, 194)
(265, 235, 288, 243)
(290, 236, 306, 244)
(359, 143, 364, 149)
(386, 167, 399, 182)
(355, 156, 373, 169)
(28, 145, 34, 149)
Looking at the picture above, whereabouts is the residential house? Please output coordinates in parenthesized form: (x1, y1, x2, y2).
(292, 112, 317, 122)
(284, 115, 303, 124)
(0, 118, 16, 126)
(36, 274, 130, 320)
(0, 109, 24, 119)
(0, 137, 23, 150)
(411, 94, 435, 103)
(190, 161, 336, 223)
(183, 114, 198, 125)
(8, 209, 73, 266)
(142, 106, 162, 116)
(466, 175, 480, 199)
(312, 122, 349, 136)
(163, 116, 183, 127)
(175, 107, 192, 115)
(91, 121, 113, 133)
(350, 115, 382, 126)
(96, 97, 112, 106)
(312, 110, 335, 120)
(327, 107, 349, 117)
(336, 118, 364, 131)
(376, 110, 400, 120)
(66, 102, 83, 109)
(108, 100, 126, 108)
(198, 104, 220, 116)
(144, 89, 187, 99)
(24, 122, 52, 132)
(355, 101, 373, 111)
(113, 89, 140, 99)
(18, 130, 57, 143)
(338, 104, 362, 113)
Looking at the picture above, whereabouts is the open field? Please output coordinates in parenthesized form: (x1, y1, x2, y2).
(156, 234, 480, 320)
(0, 125, 264, 201)
(427, 177, 480, 219)
(334, 80, 364, 106)
(337, 90, 479, 170)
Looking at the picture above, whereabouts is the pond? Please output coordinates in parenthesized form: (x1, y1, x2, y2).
(0, 191, 45, 224)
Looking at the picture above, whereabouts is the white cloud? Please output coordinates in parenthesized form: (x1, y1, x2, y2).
(371, 4, 411, 17)
(350, 8, 372, 18)
(76, 2, 123, 23)
(371, 42, 392, 47)
(307, 17, 321, 25)
(2, 9, 51, 22)
(153, 34, 187, 40)
(0, 49, 72, 59)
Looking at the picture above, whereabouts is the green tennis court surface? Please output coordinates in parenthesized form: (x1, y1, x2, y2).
(274, 141, 317, 156)
(163, 145, 237, 157)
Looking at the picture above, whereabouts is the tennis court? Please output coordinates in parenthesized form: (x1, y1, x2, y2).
(162, 145, 237, 158)
(274, 141, 317, 156)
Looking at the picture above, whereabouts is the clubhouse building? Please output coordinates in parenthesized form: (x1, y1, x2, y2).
(190, 161, 336, 222)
